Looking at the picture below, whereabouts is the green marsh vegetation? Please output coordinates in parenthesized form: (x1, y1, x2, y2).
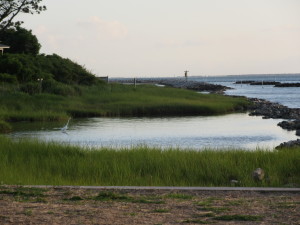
(0, 81, 249, 122)
(0, 136, 299, 187)
(0, 70, 249, 133)
(0, 26, 248, 133)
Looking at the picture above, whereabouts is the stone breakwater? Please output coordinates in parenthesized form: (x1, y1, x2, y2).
(275, 82, 300, 87)
(237, 97, 300, 148)
(152, 78, 230, 94)
(248, 98, 300, 120)
(234, 80, 300, 87)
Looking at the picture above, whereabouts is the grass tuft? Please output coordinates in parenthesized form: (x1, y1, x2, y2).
(153, 208, 170, 213)
(166, 193, 193, 200)
(94, 192, 131, 201)
(65, 196, 84, 201)
(213, 214, 263, 221)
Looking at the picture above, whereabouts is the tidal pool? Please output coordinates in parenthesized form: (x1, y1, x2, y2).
(7, 113, 297, 150)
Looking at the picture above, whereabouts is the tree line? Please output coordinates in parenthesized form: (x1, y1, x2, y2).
(0, 0, 100, 95)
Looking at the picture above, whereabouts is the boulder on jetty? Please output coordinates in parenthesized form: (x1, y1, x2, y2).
(275, 83, 300, 87)
(276, 139, 300, 149)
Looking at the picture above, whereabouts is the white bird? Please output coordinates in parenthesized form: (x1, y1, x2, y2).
(60, 117, 71, 133)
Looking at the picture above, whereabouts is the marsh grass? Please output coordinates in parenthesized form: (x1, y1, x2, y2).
(0, 83, 248, 124)
(0, 136, 299, 187)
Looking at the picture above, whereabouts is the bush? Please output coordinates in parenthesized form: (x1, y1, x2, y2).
(0, 54, 97, 85)
(20, 82, 41, 95)
(0, 120, 12, 133)
(0, 73, 18, 84)
(42, 79, 81, 96)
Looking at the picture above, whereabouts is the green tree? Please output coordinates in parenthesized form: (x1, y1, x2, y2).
(0, 0, 46, 32)
(0, 27, 41, 54)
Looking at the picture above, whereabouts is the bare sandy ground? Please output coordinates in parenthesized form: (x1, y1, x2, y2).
(0, 186, 299, 225)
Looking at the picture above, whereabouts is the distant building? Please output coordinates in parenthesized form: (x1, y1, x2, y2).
(96, 76, 109, 83)
(0, 43, 10, 55)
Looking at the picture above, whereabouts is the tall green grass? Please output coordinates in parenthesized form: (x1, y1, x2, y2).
(0, 136, 299, 187)
(0, 83, 248, 123)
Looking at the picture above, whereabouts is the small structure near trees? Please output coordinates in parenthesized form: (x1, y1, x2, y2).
(0, 43, 10, 55)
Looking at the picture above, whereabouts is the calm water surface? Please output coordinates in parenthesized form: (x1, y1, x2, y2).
(8, 113, 297, 150)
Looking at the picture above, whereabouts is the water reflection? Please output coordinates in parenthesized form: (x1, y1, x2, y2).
(7, 113, 297, 150)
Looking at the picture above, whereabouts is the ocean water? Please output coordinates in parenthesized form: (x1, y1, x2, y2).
(192, 74, 300, 108)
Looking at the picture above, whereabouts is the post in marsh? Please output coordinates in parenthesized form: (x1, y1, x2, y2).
(184, 70, 189, 82)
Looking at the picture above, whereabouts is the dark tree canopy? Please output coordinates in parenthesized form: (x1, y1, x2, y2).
(0, 53, 97, 85)
(0, 27, 41, 54)
(0, 0, 46, 32)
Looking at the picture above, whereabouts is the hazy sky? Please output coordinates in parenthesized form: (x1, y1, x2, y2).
(20, 0, 300, 77)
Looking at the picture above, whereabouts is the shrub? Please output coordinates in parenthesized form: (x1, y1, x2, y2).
(0, 73, 18, 84)
(20, 82, 41, 95)
(0, 120, 12, 133)
(42, 79, 81, 96)
(0, 53, 97, 85)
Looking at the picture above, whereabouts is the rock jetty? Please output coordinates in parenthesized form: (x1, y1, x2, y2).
(111, 78, 230, 94)
(247, 98, 300, 147)
(156, 79, 229, 94)
(248, 98, 300, 120)
(275, 83, 300, 87)
(234, 80, 300, 87)
(250, 81, 280, 86)
(234, 80, 280, 85)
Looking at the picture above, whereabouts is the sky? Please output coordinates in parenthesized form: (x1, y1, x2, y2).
(20, 0, 300, 77)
